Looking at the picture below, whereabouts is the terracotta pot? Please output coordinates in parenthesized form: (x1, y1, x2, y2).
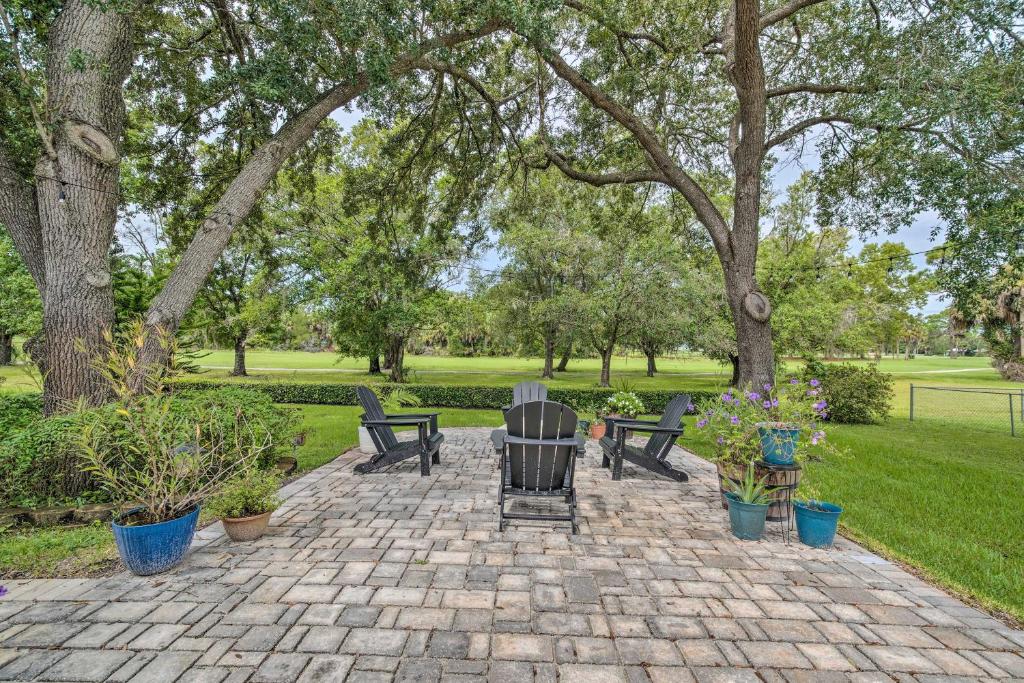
(222, 510, 273, 542)
(590, 423, 606, 439)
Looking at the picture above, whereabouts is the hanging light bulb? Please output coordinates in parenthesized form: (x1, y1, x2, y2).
(57, 182, 67, 203)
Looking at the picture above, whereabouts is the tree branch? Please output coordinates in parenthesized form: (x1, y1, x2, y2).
(766, 83, 872, 98)
(137, 18, 508, 374)
(0, 145, 45, 291)
(758, 0, 833, 30)
(0, 3, 57, 160)
(523, 34, 731, 249)
(766, 114, 852, 149)
(530, 149, 669, 186)
(563, 0, 669, 51)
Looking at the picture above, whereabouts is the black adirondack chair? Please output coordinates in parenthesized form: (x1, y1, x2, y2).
(600, 394, 690, 482)
(500, 381, 548, 418)
(356, 386, 444, 476)
(498, 400, 584, 534)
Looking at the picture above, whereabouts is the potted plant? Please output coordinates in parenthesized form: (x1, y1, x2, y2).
(724, 464, 774, 541)
(589, 415, 606, 440)
(207, 468, 282, 541)
(695, 380, 830, 508)
(77, 324, 277, 575)
(794, 499, 843, 548)
(605, 392, 645, 439)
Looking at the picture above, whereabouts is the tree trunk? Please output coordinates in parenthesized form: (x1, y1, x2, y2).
(599, 348, 613, 387)
(728, 353, 740, 387)
(369, 355, 381, 374)
(723, 266, 776, 390)
(556, 344, 571, 372)
(383, 347, 394, 370)
(388, 338, 406, 383)
(542, 335, 555, 379)
(230, 335, 247, 376)
(0, 332, 12, 365)
(645, 350, 657, 377)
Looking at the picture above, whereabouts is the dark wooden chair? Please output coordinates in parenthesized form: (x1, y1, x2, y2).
(498, 400, 584, 534)
(500, 381, 548, 419)
(356, 386, 443, 476)
(600, 394, 690, 482)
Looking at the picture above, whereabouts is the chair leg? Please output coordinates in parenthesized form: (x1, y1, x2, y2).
(570, 489, 578, 535)
(601, 453, 610, 468)
(420, 451, 430, 476)
(612, 452, 624, 481)
(432, 448, 441, 464)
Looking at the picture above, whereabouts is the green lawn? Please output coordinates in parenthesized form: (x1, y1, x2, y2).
(0, 523, 119, 579)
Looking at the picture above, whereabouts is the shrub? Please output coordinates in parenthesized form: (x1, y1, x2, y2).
(176, 380, 715, 413)
(205, 468, 282, 519)
(0, 387, 294, 509)
(0, 411, 104, 508)
(605, 391, 645, 418)
(0, 392, 43, 432)
(802, 360, 893, 424)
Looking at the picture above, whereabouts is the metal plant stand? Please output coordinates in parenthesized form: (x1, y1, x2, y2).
(755, 460, 802, 544)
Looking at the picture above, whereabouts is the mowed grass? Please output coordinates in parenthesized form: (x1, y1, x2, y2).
(0, 523, 119, 579)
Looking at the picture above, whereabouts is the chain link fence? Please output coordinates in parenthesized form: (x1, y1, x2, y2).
(909, 384, 1024, 436)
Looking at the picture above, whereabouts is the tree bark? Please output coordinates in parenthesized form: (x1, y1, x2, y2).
(599, 348, 613, 387)
(542, 334, 555, 379)
(383, 346, 394, 370)
(728, 352, 741, 386)
(369, 355, 381, 374)
(34, 0, 134, 414)
(646, 350, 657, 377)
(0, 332, 12, 365)
(230, 335, 247, 376)
(556, 344, 571, 372)
(388, 338, 406, 383)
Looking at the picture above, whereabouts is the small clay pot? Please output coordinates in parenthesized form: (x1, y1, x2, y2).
(589, 423, 606, 440)
(222, 511, 273, 542)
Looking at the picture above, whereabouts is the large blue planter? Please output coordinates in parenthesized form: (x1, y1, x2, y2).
(112, 506, 200, 576)
(725, 493, 768, 541)
(794, 500, 842, 548)
(757, 424, 801, 465)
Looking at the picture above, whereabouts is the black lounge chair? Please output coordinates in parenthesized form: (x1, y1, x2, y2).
(498, 400, 584, 534)
(500, 381, 548, 418)
(600, 394, 690, 482)
(356, 386, 443, 476)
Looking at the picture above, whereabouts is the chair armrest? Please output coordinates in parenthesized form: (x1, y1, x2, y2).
(386, 412, 440, 418)
(503, 434, 586, 449)
(363, 416, 431, 427)
(613, 421, 684, 435)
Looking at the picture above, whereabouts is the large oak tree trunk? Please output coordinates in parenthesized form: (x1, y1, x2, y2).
(36, 1, 133, 414)
(723, 265, 775, 389)
(230, 335, 247, 376)
(369, 355, 381, 374)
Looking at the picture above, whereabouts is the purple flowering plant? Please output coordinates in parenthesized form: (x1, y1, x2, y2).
(694, 378, 831, 469)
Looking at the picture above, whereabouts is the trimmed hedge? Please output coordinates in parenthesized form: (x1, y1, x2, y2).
(177, 381, 715, 413)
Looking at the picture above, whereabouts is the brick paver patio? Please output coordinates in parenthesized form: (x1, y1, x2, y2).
(1, 427, 1022, 682)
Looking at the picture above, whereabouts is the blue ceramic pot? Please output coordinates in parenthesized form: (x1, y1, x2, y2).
(757, 423, 801, 465)
(112, 506, 199, 576)
(725, 493, 768, 541)
(794, 500, 842, 548)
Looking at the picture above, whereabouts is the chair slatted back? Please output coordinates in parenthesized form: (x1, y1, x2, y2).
(644, 394, 690, 462)
(505, 400, 577, 492)
(357, 386, 398, 452)
(513, 381, 548, 406)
